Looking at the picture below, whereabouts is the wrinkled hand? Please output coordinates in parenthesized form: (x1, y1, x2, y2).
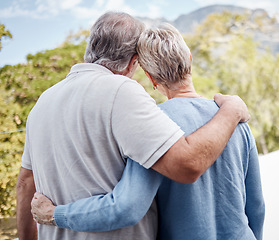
(214, 93, 250, 122)
(31, 192, 56, 226)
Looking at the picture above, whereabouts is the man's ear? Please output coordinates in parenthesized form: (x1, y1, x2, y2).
(122, 54, 139, 78)
(127, 54, 138, 71)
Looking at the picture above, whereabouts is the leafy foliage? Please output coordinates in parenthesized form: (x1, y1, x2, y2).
(186, 11, 279, 154)
(0, 24, 12, 51)
(0, 37, 86, 217)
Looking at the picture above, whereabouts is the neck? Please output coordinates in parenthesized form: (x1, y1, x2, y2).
(161, 80, 202, 100)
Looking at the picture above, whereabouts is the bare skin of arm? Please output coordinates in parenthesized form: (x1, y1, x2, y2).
(152, 93, 250, 183)
(17, 167, 37, 240)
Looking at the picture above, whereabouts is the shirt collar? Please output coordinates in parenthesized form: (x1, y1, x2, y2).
(67, 63, 113, 77)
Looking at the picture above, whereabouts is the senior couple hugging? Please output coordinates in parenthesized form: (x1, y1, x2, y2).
(17, 11, 264, 240)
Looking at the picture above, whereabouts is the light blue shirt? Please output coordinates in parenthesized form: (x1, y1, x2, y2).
(54, 98, 265, 239)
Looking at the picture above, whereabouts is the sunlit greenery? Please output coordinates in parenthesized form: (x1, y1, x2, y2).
(0, 11, 278, 217)
(0, 35, 87, 217)
(0, 24, 12, 51)
(185, 11, 279, 154)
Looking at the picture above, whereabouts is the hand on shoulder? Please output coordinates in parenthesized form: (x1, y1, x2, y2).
(214, 93, 250, 122)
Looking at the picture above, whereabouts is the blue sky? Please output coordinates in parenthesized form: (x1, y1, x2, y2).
(1, 0, 279, 67)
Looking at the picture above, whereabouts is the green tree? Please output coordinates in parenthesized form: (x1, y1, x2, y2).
(0, 36, 86, 217)
(216, 37, 279, 153)
(0, 96, 23, 216)
(0, 24, 12, 51)
(186, 11, 279, 154)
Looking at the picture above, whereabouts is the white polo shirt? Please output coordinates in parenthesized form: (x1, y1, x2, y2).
(22, 63, 184, 240)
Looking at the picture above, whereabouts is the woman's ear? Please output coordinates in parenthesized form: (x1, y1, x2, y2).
(131, 54, 138, 65)
(144, 71, 157, 88)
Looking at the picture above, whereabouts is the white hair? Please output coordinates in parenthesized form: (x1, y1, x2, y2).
(137, 23, 192, 88)
(84, 12, 145, 72)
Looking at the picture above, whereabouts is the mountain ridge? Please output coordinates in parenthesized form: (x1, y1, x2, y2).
(137, 4, 279, 54)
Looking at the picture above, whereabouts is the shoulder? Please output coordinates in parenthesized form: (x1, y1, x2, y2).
(236, 122, 253, 138)
(159, 98, 217, 109)
(114, 75, 145, 90)
(113, 76, 154, 102)
(111, 76, 157, 121)
(234, 122, 256, 150)
(159, 98, 218, 119)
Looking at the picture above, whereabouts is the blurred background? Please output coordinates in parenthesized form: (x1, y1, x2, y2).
(0, 0, 278, 239)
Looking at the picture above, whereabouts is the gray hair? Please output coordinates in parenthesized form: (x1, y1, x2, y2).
(137, 23, 192, 88)
(84, 12, 145, 73)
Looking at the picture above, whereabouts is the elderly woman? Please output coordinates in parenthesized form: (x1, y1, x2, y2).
(31, 24, 265, 239)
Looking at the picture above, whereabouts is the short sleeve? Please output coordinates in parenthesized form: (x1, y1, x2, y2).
(21, 128, 32, 170)
(111, 80, 184, 168)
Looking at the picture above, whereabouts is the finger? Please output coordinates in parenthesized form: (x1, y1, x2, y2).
(213, 93, 223, 100)
(33, 216, 38, 223)
(31, 197, 38, 207)
(33, 214, 42, 225)
(31, 206, 38, 215)
(34, 192, 41, 199)
(34, 192, 45, 198)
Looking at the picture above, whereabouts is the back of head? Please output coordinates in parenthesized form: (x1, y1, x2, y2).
(84, 12, 145, 73)
(137, 23, 192, 88)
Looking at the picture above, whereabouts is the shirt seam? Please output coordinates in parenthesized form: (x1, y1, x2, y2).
(110, 79, 132, 163)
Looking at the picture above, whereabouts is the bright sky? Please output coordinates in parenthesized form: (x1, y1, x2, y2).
(0, 0, 279, 67)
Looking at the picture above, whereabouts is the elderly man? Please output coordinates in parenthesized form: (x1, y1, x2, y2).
(17, 12, 249, 240)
